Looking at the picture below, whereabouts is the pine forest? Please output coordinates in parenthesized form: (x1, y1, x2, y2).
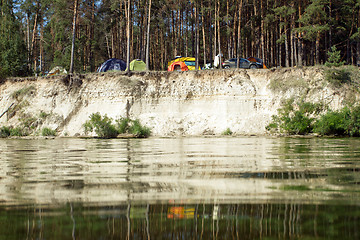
(1, 0, 360, 77)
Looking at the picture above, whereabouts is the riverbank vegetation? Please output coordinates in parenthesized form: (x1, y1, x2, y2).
(266, 100, 360, 137)
(2, 1, 360, 77)
(0, 125, 57, 138)
(83, 113, 151, 138)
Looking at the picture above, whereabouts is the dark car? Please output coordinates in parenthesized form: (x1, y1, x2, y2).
(222, 58, 262, 69)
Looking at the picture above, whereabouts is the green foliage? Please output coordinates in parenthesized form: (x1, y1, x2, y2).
(84, 113, 118, 138)
(296, 0, 329, 41)
(10, 127, 28, 137)
(266, 99, 323, 135)
(39, 111, 50, 119)
(0, 126, 27, 137)
(0, 126, 11, 138)
(222, 128, 233, 135)
(313, 106, 360, 136)
(20, 115, 38, 129)
(128, 119, 151, 138)
(116, 117, 151, 138)
(11, 86, 36, 101)
(324, 68, 351, 87)
(313, 108, 350, 136)
(0, 0, 28, 77)
(41, 127, 57, 136)
(84, 113, 151, 138)
(325, 46, 345, 67)
(268, 99, 360, 137)
(116, 117, 131, 134)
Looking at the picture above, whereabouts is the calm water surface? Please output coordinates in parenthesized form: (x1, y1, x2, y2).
(0, 137, 359, 239)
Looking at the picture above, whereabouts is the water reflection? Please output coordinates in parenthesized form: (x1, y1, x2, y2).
(1, 202, 359, 239)
(0, 137, 360, 205)
(0, 137, 359, 238)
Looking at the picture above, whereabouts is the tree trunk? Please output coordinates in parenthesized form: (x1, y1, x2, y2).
(285, 26, 289, 67)
(214, 0, 217, 60)
(89, 0, 95, 72)
(216, 0, 221, 66)
(195, 1, 199, 70)
(315, 31, 320, 65)
(126, 0, 131, 72)
(69, 0, 79, 74)
(145, 0, 152, 70)
(298, 0, 303, 66)
(201, 0, 207, 66)
(260, 0, 265, 61)
(237, 0, 243, 68)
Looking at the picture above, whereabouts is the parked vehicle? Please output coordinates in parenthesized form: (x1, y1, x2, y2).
(222, 58, 263, 69)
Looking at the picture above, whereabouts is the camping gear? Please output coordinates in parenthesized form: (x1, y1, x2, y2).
(127, 59, 146, 71)
(97, 58, 126, 72)
(168, 61, 189, 71)
(247, 57, 267, 69)
(47, 66, 68, 76)
(167, 57, 200, 70)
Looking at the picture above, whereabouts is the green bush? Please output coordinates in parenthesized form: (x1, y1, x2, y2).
(324, 68, 351, 87)
(266, 99, 322, 135)
(325, 46, 345, 67)
(313, 108, 349, 136)
(128, 119, 151, 138)
(313, 106, 360, 136)
(222, 128, 233, 135)
(11, 86, 36, 101)
(0, 126, 11, 138)
(116, 117, 131, 134)
(41, 127, 56, 136)
(84, 114, 151, 138)
(268, 101, 360, 136)
(10, 127, 27, 137)
(83, 113, 118, 138)
(347, 105, 360, 136)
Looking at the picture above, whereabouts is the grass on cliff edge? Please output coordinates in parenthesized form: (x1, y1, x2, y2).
(83, 113, 151, 138)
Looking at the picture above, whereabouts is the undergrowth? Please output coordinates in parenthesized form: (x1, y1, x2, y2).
(267, 99, 360, 136)
(41, 127, 57, 136)
(84, 113, 151, 138)
(222, 128, 233, 135)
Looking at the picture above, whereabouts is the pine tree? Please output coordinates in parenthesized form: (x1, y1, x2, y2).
(0, 0, 28, 77)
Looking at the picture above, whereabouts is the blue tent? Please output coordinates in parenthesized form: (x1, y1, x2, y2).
(97, 58, 126, 72)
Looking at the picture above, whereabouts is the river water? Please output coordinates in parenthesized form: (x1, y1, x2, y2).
(0, 137, 359, 239)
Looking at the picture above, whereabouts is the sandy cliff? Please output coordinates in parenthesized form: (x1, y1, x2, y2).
(0, 67, 357, 136)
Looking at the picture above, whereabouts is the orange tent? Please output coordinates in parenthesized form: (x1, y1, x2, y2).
(247, 57, 267, 69)
(168, 61, 189, 72)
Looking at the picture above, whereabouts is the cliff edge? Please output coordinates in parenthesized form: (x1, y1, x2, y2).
(0, 67, 358, 136)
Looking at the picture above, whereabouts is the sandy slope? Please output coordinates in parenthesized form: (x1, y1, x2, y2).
(0, 68, 356, 136)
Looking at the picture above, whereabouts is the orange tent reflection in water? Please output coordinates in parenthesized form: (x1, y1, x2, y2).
(167, 206, 195, 219)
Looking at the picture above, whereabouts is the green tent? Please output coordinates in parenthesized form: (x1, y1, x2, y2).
(127, 59, 147, 71)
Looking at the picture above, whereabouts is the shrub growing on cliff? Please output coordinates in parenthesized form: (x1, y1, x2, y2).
(116, 117, 151, 138)
(266, 99, 323, 135)
(324, 68, 351, 87)
(128, 119, 151, 138)
(84, 113, 118, 138)
(10, 127, 28, 137)
(313, 106, 360, 136)
(84, 114, 151, 138)
(222, 128, 233, 135)
(0, 126, 11, 138)
(41, 127, 56, 136)
(325, 46, 345, 67)
(11, 86, 36, 101)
